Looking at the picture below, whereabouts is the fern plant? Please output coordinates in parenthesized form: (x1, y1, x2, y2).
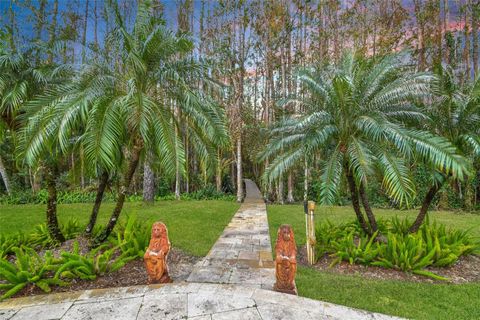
(0, 246, 65, 300)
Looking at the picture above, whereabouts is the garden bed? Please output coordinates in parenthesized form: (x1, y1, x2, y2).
(7, 247, 200, 299)
(298, 245, 480, 284)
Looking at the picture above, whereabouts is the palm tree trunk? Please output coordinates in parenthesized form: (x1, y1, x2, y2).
(45, 164, 65, 242)
(409, 182, 443, 233)
(143, 155, 155, 204)
(287, 172, 294, 203)
(0, 155, 12, 195)
(94, 144, 142, 244)
(85, 171, 109, 236)
(359, 183, 378, 232)
(345, 166, 370, 235)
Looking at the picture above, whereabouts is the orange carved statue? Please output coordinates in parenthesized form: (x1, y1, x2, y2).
(274, 224, 297, 295)
(144, 222, 172, 284)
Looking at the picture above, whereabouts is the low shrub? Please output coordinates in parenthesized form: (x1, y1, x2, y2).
(315, 217, 480, 280)
(110, 215, 150, 259)
(0, 188, 235, 205)
(0, 247, 66, 300)
(55, 242, 136, 281)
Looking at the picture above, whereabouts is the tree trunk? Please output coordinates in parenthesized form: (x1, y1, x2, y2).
(45, 164, 65, 242)
(277, 176, 284, 204)
(81, 0, 89, 62)
(236, 137, 243, 202)
(47, 0, 58, 63)
(85, 171, 109, 236)
(345, 165, 370, 235)
(287, 172, 294, 203)
(0, 155, 12, 195)
(409, 182, 444, 233)
(143, 156, 155, 204)
(94, 143, 142, 244)
(216, 148, 222, 192)
(359, 183, 378, 232)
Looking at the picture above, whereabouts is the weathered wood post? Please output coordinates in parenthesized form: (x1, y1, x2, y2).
(306, 201, 316, 265)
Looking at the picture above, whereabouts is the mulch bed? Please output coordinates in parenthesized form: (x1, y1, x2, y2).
(298, 245, 480, 284)
(10, 247, 200, 299)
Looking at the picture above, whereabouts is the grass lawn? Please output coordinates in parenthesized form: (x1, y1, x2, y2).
(268, 204, 480, 320)
(0, 200, 240, 256)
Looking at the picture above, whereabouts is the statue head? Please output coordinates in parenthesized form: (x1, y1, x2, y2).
(151, 222, 167, 239)
(275, 224, 296, 253)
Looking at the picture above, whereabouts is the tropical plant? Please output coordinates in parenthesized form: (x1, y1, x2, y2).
(110, 215, 150, 259)
(0, 246, 65, 300)
(55, 242, 136, 281)
(32, 0, 229, 244)
(408, 65, 480, 231)
(261, 51, 469, 235)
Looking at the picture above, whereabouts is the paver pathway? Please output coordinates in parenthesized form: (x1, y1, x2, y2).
(187, 179, 275, 289)
(0, 282, 402, 320)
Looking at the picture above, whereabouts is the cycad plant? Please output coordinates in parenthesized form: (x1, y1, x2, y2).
(407, 65, 480, 231)
(261, 52, 469, 235)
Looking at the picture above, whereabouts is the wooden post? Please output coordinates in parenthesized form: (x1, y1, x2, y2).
(306, 201, 316, 265)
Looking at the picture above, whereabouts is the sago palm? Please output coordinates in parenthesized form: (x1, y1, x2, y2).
(23, 0, 228, 244)
(407, 65, 480, 231)
(261, 52, 469, 235)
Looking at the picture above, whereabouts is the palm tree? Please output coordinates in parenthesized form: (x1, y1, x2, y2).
(76, 0, 228, 243)
(261, 52, 469, 235)
(407, 65, 480, 232)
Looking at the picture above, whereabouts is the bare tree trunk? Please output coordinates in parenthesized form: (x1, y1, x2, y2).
(287, 172, 294, 203)
(359, 183, 378, 232)
(216, 148, 222, 192)
(47, 0, 58, 63)
(94, 142, 142, 244)
(81, 0, 89, 62)
(409, 181, 444, 233)
(0, 155, 12, 195)
(45, 164, 65, 242)
(85, 171, 109, 236)
(236, 137, 243, 202)
(472, 2, 479, 77)
(143, 155, 155, 204)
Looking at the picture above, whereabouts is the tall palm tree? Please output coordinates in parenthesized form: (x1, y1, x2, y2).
(407, 65, 480, 232)
(78, 0, 228, 243)
(261, 52, 469, 235)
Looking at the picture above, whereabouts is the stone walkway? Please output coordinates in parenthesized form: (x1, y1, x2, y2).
(0, 282, 402, 320)
(187, 179, 275, 289)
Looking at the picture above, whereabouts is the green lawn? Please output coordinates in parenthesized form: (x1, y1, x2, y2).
(0, 200, 240, 256)
(268, 204, 480, 320)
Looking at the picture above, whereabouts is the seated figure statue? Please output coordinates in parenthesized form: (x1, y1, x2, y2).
(144, 221, 172, 284)
(273, 224, 297, 295)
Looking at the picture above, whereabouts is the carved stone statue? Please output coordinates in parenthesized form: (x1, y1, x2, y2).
(274, 224, 297, 295)
(144, 221, 172, 284)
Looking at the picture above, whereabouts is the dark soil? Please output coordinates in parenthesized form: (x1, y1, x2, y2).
(11, 247, 200, 299)
(298, 245, 480, 284)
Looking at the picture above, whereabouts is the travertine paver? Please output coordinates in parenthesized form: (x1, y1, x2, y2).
(187, 179, 275, 289)
(0, 283, 404, 320)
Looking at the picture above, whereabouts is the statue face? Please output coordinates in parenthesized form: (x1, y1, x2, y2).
(281, 226, 291, 242)
(152, 224, 164, 238)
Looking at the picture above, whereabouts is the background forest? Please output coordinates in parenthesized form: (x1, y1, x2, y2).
(0, 0, 479, 212)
